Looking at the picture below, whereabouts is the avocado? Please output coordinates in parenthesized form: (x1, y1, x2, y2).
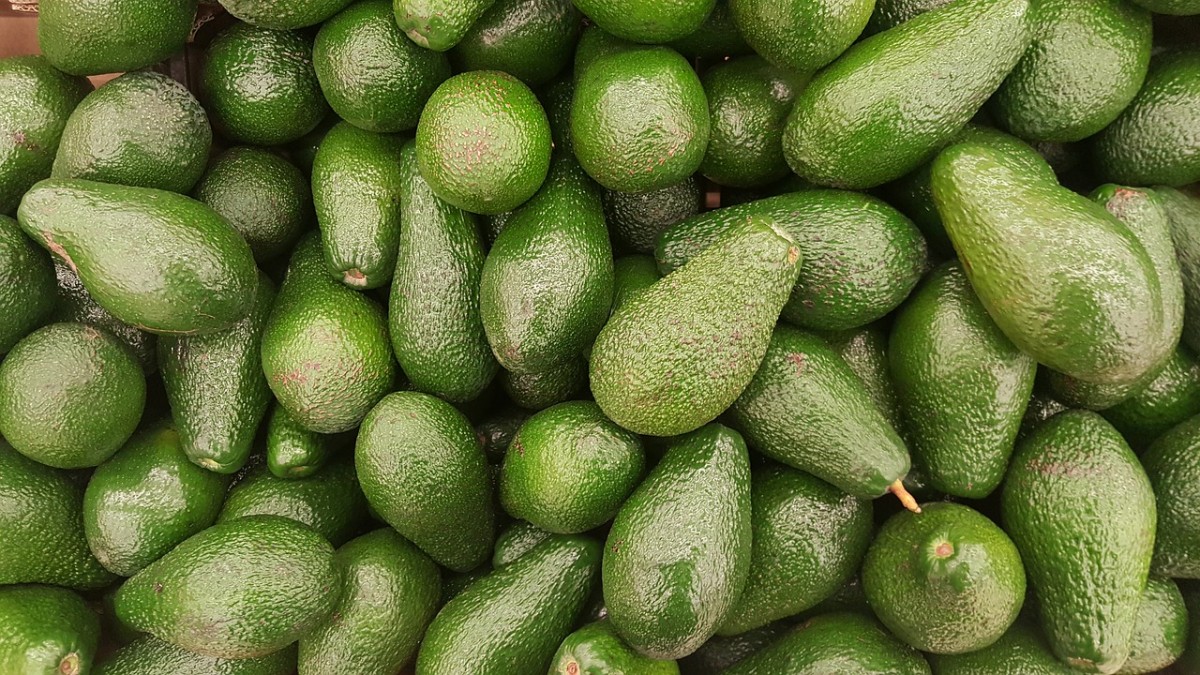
(729, 0, 873, 73)
(476, 406, 531, 463)
(479, 154, 613, 373)
(700, 56, 806, 189)
(1141, 414, 1200, 578)
(933, 140, 1165, 387)
(724, 612, 932, 675)
(657, 189, 927, 331)
(0, 322, 144, 469)
(0, 585, 98, 675)
(1118, 577, 1187, 674)
(1160, 186, 1200, 354)
(783, 0, 1030, 189)
(356, 391, 495, 572)
(52, 72, 211, 194)
(200, 23, 328, 145)
(889, 261, 1036, 498)
(816, 323, 905, 432)
(925, 615, 1075, 674)
(49, 258, 157, 372)
(719, 465, 872, 636)
(417, 70, 552, 215)
(96, 636, 296, 675)
(573, 25, 636, 81)
(38, 0, 196, 76)
(540, 74, 574, 150)
(313, 0, 451, 133)
(493, 520, 552, 568)
(991, 0, 1151, 143)
(604, 176, 702, 254)
(572, 47, 709, 193)
(609, 254, 659, 313)
(83, 422, 229, 577)
(680, 621, 792, 675)
(452, 0, 581, 87)
(392, 139, 498, 402)
(218, 458, 368, 545)
(159, 271, 274, 473)
(500, 359, 589, 410)
(19, 179, 259, 335)
(1002, 410, 1156, 673)
(1094, 50, 1200, 187)
(113, 515, 339, 659)
(218, 0, 353, 28)
(264, 402, 335, 478)
(500, 400, 644, 534)
(394, 0, 497, 51)
(668, 0, 752, 60)
(604, 424, 751, 659)
(1103, 347, 1200, 449)
(0, 440, 116, 589)
(730, 325, 912, 499)
(864, 502, 1026, 654)
(1130, 0, 1200, 13)
(416, 534, 601, 674)
(574, 0, 713, 43)
(299, 528, 440, 675)
(593, 216, 800, 436)
(0, 215, 56, 353)
(551, 620, 680, 674)
(260, 232, 395, 433)
(0, 55, 90, 215)
(311, 122, 405, 289)
(865, 0, 953, 33)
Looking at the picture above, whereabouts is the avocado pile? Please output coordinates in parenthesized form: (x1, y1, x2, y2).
(1, 0, 1200, 673)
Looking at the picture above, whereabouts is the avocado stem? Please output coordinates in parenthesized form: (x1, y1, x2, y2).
(890, 480, 921, 513)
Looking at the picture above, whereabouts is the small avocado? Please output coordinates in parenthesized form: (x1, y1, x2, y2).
(603, 176, 702, 254)
(500, 358, 589, 411)
(0, 585, 99, 675)
(604, 424, 752, 659)
(1141, 414, 1200, 578)
(0, 322, 144, 469)
(218, 0, 353, 29)
(452, 0, 581, 87)
(0, 214, 56, 353)
(52, 72, 211, 194)
(83, 422, 230, 577)
(1103, 347, 1200, 450)
(394, 0, 497, 51)
(1117, 577, 1188, 674)
(265, 402, 335, 478)
(925, 615, 1075, 674)
(729, 0, 873, 73)
(38, 0, 196, 75)
(96, 636, 296, 675)
(550, 620, 680, 674)
(574, 0, 713, 43)
(113, 515, 340, 659)
(298, 528, 441, 675)
(1002, 411, 1156, 673)
(724, 612, 932, 675)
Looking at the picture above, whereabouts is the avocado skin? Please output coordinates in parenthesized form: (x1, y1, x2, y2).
(0, 56, 90, 215)
(113, 515, 340, 659)
(500, 359, 589, 410)
(314, 0, 451, 133)
(1094, 50, 1200, 188)
(609, 254, 659, 313)
(550, 620, 680, 674)
(991, 0, 1151, 143)
(0, 214, 56, 353)
(932, 140, 1165, 387)
(265, 402, 334, 479)
(724, 612, 932, 675)
(1180, 583, 1200, 672)
(1129, 0, 1200, 13)
(49, 257, 157, 372)
(260, 232, 395, 433)
(1103, 347, 1200, 450)
(38, 0, 196, 76)
(679, 621, 792, 675)
(783, 0, 1030, 189)
(452, 0, 581, 87)
(52, 72, 211, 194)
(593, 217, 800, 437)
(218, 458, 369, 546)
(312, 122, 404, 289)
(729, 0, 874, 73)
(573, 0, 714, 43)
(817, 323, 905, 432)
(1002, 411, 1156, 673)
(159, 271, 275, 474)
(603, 424, 752, 660)
(718, 465, 872, 636)
(730, 326, 911, 498)
(83, 422, 230, 577)
(657, 190, 927, 331)
(1117, 577, 1188, 675)
(925, 615, 1075, 675)
(1141, 415, 1200, 579)
(0, 584, 99, 675)
(604, 176, 702, 254)
(218, 0, 353, 29)
(668, 1, 753, 60)
(391, 140, 498, 402)
(479, 155, 613, 374)
(0, 440, 116, 589)
(0, 322, 145, 469)
(1161, 186, 1200, 354)
(890, 261, 1036, 498)
(298, 528, 441, 675)
(416, 534, 601, 675)
(864, 0, 953, 34)
(355, 391, 495, 572)
(493, 521, 552, 568)
(96, 636, 296, 675)
(394, 0, 497, 51)
(18, 178, 259, 336)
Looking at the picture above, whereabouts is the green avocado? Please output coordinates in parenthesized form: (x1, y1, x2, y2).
(1117, 577, 1188, 674)
(573, 0, 714, 43)
(218, 458, 369, 545)
(925, 615, 1075, 675)
(0, 585, 99, 675)
(0, 214, 56, 353)
(724, 612, 932, 675)
(264, 402, 335, 478)
(550, 620, 680, 674)
(38, 0, 196, 76)
(394, 0, 497, 51)
(96, 636, 296, 675)
(1141, 414, 1200, 579)
(729, 0, 873, 73)
(452, 0, 581, 87)
(217, 0, 354, 29)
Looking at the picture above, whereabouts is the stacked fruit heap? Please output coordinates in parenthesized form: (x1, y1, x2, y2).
(1, 0, 1200, 673)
